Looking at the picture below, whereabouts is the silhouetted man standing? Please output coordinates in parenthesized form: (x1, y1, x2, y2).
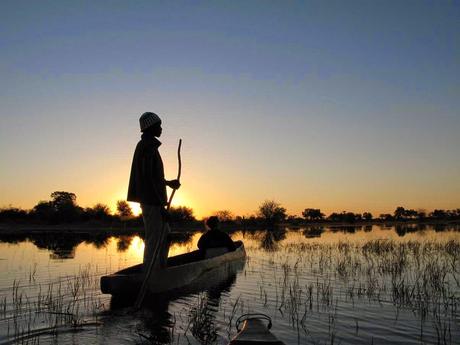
(127, 112, 180, 270)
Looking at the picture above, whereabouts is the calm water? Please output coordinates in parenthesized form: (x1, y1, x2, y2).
(0, 224, 459, 344)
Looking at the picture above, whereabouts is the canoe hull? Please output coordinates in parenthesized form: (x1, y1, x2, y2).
(101, 241, 246, 296)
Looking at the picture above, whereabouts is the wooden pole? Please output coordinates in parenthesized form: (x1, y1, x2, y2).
(134, 139, 182, 309)
(167, 139, 182, 212)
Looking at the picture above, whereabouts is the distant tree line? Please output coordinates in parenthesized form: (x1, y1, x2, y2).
(211, 202, 460, 228)
(1, 193, 459, 227)
(0, 191, 198, 226)
(297, 206, 460, 224)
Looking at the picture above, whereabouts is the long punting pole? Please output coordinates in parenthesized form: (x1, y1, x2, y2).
(135, 138, 182, 309)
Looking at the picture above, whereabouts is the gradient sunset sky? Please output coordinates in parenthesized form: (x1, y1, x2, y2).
(1, 1, 459, 218)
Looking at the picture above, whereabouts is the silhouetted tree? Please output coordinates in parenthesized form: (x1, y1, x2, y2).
(213, 210, 234, 222)
(287, 215, 303, 225)
(0, 207, 29, 222)
(328, 212, 340, 222)
(404, 209, 418, 219)
(394, 206, 406, 220)
(85, 203, 111, 221)
(169, 206, 195, 223)
(32, 201, 55, 222)
(51, 191, 76, 208)
(244, 215, 260, 227)
(116, 200, 133, 218)
(50, 191, 81, 222)
(453, 209, 460, 219)
(430, 209, 447, 219)
(257, 200, 286, 226)
(417, 209, 427, 221)
(302, 208, 325, 221)
(363, 212, 373, 221)
(379, 213, 394, 221)
(328, 211, 358, 223)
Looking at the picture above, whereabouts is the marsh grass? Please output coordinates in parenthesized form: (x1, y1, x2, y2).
(185, 294, 217, 345)
(164, 236, 459, 344)
(0, 264, 105, 344)
(247, 237, 460, 344)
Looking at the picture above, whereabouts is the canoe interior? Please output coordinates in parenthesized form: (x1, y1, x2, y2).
(115, 240, 244, 275)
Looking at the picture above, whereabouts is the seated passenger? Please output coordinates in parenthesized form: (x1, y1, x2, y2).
(198, 216, 236, 256)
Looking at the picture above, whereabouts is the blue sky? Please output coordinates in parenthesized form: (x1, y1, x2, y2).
(1, 1, 459, 217)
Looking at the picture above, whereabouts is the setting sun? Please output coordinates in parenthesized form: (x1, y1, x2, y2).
(124, 194, 193, 218)
(128, 202, 142, 217)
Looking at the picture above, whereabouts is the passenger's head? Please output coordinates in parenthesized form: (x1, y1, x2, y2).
(139, 112, 162, 137)
(206, 216, 220, 231)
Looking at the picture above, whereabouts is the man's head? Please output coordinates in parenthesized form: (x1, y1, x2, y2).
(206, 216, 220, 231)
(139, 112, 162, 137)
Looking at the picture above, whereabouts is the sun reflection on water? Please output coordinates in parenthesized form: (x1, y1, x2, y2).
(128, 235, 144, 260)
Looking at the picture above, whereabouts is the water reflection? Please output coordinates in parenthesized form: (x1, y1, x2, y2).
(329, 225, 360, 233)
(29, 233, 83, 259)
(393, 223, 444, 236)
(116, 236, 132, 252)
(260, 232, 278, 251)
(0, 224, 459, 260)
(303, 226, 324, 238)
(0, 232, 195, 260)
(433, 223, 449, 232)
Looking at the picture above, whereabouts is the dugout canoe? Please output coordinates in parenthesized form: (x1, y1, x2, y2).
(229, 314, 285, 345)
(100, 240, 246, 296)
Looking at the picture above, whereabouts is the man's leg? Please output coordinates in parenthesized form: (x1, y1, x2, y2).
(141, 204, 170, 271)
(141, 204, 155, 269)
(158, 220, 170, 268)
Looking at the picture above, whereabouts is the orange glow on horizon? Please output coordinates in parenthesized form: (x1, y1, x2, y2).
(115, 191, 197, 218)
